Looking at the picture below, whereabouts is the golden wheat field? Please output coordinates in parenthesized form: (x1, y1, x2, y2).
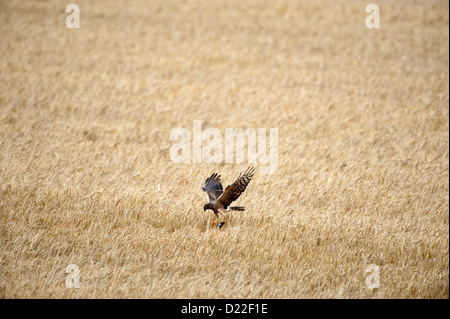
(0, 0, 448, 299)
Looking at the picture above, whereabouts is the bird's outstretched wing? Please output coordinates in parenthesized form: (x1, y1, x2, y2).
(217, 166, 255, 207)
(202, 172, 223, 203)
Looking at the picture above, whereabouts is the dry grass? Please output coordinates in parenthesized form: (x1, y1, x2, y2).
(0, 0, 448, 298)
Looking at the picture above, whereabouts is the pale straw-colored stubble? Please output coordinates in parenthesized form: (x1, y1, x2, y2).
(0, 0, 448, 298)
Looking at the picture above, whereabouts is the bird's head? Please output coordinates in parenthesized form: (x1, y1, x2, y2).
(203, 203, 211, 211)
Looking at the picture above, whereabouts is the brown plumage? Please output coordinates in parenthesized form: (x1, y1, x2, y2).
(202, 166, 255, 228)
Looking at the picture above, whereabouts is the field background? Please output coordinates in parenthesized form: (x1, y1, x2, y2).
(0, 0, 448, 298)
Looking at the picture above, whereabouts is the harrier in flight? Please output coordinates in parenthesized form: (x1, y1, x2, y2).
(202, 166, 255, 228)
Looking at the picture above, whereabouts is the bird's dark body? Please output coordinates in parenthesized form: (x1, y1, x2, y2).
(202, 166, 255, 228)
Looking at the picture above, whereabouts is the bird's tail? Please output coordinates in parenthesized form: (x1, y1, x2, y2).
(230, 206, 245, 211)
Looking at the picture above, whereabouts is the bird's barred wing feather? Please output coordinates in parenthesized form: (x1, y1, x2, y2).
(202, 172, 223, 203)
(217, 166, 255, 207)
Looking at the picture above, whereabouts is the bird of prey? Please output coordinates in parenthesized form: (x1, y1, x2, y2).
(202, 166, 255, 228)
